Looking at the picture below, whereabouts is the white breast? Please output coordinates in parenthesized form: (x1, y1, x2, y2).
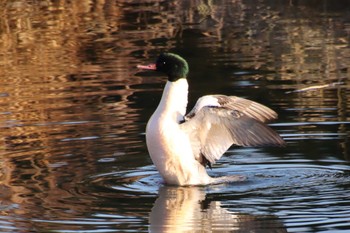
(146, 79, 212, 185)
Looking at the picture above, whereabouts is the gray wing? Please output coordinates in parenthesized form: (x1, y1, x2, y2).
(185, 95, 278, 123)
(181, 96, 285, 165)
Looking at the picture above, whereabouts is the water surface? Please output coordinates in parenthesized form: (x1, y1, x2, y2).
(0, 0, 350, 232)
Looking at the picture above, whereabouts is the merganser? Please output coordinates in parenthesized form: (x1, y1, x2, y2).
(138, 53, 285, 186)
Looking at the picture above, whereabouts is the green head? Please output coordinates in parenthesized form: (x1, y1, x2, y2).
(137, 53, 189, 82)
(155, 53, 189, 81)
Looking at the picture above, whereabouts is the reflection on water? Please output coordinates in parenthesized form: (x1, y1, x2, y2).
(150, 186, 287, 233)
(0, 0, 350, 232)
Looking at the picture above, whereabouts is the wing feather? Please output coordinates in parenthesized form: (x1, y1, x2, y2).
(186, 95, 278, 123)
(181, 96, 285, 165)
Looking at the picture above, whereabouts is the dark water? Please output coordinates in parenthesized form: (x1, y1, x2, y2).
(0, 0, 350, 232)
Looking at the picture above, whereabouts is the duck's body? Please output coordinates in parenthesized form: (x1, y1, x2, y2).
(146, 79, 212, 185)
(138, 53, 285, 186)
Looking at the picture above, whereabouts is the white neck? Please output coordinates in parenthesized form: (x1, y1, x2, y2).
(155, 79, 188, 122)
(146, 78, 213, 185)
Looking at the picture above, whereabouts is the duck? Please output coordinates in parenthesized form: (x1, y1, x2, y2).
(137, 53, 285, 186)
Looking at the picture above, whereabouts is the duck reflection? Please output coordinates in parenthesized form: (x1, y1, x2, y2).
(150, 186, 287, 233)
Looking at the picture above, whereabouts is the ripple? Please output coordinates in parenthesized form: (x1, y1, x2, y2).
(17, 160, 350, 233)
(81, 161, 350, 200)
(204, 164, 350, 231)
(83, 166, 160, 199)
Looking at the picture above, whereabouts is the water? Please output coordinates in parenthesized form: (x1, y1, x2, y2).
(0, 0, 350, 232)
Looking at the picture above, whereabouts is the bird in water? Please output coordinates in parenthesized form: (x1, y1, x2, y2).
(137, 53, 285, 186)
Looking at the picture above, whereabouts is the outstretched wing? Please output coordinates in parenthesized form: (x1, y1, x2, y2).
(180, 95, 285, 166)
(185, 95, 278, 123)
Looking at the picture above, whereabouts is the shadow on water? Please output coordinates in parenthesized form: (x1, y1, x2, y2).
(0, 0, 350, 232)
